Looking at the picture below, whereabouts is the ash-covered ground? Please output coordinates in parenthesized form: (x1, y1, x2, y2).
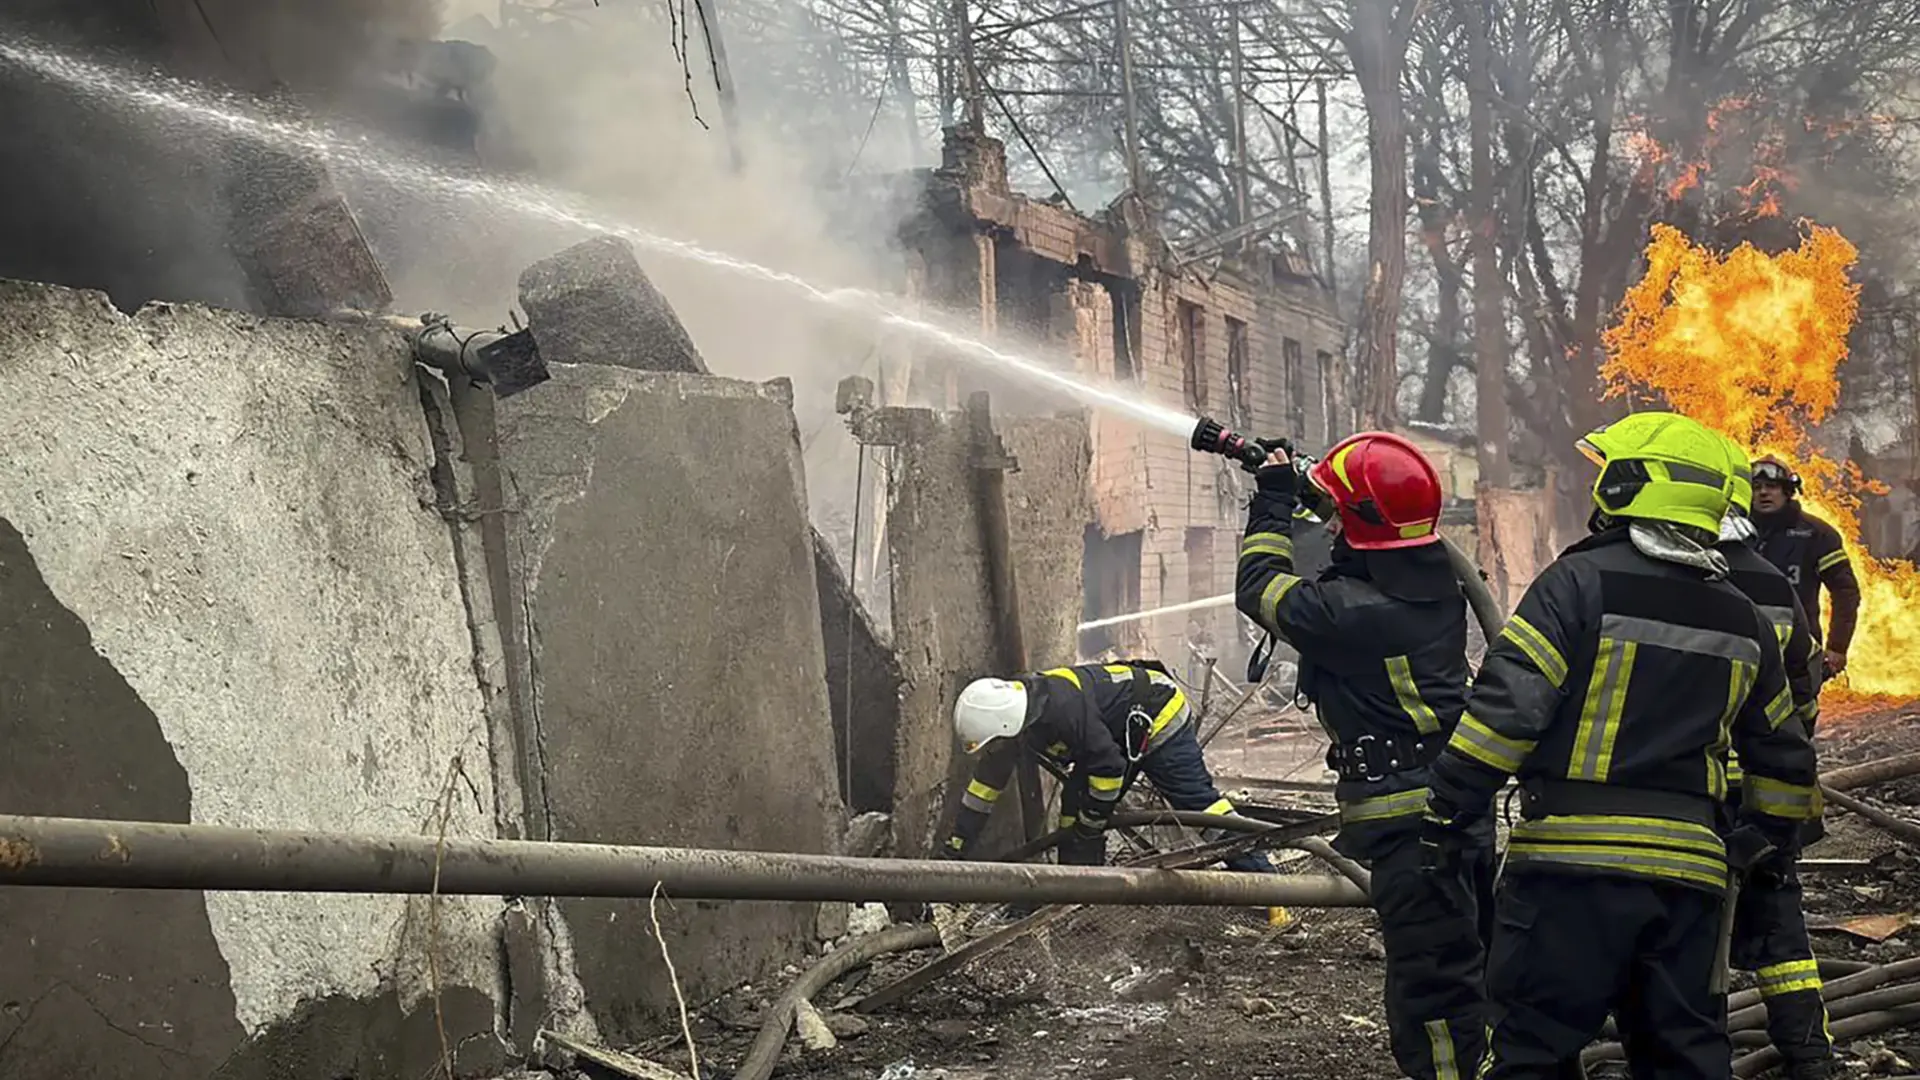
(560, 701, 1920, 1080)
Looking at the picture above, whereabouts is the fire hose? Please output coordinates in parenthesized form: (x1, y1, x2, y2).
(1582, 956, 1920, 1068)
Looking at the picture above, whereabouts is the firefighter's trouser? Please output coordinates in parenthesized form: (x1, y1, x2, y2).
(1482, 871, 1726, 1080)
(1370, 832, 1493, 1080)
(1056, 725, 1276, 874)
(1731, 859, 1831, 1075)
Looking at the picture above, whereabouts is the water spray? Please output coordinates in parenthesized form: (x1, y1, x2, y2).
(0, 36, 1198, 436)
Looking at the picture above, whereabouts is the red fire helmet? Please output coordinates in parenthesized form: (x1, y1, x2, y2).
(1306, 432, 1445, 550)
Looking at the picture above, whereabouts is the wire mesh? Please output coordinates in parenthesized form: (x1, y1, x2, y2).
(936, 773, 1366, 1009)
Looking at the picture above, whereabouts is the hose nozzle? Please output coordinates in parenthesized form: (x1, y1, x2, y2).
(1191, 416, 1280, 474)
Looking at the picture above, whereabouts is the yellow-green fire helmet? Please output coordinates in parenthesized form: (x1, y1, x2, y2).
(1717, 433, 1754, 517)
(1575, 412, 1735, 535)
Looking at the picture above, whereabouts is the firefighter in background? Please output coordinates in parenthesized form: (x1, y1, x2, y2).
(944, 662, 1275, 875)
(1236, 431, 1489, 1080)
(1423, 412, 1821, 1078)
(1750, 455, 1861, 678)
(1717, 438, 1834, 1080)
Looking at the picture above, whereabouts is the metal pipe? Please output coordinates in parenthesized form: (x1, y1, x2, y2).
(1822, 783, 1920, 847)
(734, 924, 939, 1080)
(0, 815, 1371, 908)
(1822, 749, 1920, 792)
(1734, 1002, 1920, 1077)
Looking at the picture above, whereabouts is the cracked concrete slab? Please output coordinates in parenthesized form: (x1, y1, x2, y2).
(0, 279, 505, 1075)
(493, 364, 843, 1042)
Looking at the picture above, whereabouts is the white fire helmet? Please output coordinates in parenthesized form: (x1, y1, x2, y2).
(953, 677, 1029, 754)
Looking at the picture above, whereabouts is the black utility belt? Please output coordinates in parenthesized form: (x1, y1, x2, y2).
(1518, 779, 1719, 830)
(1327, 734, 1441, 783)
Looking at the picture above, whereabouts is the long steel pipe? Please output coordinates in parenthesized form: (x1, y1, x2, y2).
(0, 815, 1370, 908)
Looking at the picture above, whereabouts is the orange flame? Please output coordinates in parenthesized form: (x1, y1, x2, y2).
(1601, 223, 1920, 710)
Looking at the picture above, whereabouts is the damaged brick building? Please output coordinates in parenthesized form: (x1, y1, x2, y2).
(885, 128, 1349, 673)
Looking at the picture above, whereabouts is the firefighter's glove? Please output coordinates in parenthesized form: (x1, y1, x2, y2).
(1418, 811, 1470, 875)
(1074, 802, 1113, 842)
(1254, 446, 1299, 497)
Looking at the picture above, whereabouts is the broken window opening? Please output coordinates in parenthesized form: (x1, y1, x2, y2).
(1081, 526, 1144, 657)
(1179, 300, 1207, 412)
(1285, 337, 1306, 438)
(1225, 316, 1250, 430)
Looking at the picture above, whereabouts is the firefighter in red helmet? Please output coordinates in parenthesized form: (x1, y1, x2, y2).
(1236, 431, 1490, 1080)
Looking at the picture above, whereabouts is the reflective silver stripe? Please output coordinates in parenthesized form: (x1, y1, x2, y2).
(1339, 787, 1430, 824)
(1746, 775, 1820, 820)
(1505, 844, 1727, 890)
(1426, 1020, 1460, 1080)
(1259, 573, 1303, 626)
(1757, 605, 1795, 644)
(1597, 613, 1762, 665)
(960, 792, 995, 813)
(1500, 615, 1569, 687)
(1762, 685, 1796, 731)
(1241, 531, 1293, 559)
(1448, 712, 1534, 774)
(1385, 655, 1441, 735)
(1511, 815, 1725, 855)
(1569, 638, 1635, 783)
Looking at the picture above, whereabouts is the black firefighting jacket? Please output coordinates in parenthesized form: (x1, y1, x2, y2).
(1754, 502, 1860, 653)
(942, 663, 1190, 857)
(1720, 539, 1821, 789)
(1235, 469, 1476, 859)
(1426, 527, 1822, 895)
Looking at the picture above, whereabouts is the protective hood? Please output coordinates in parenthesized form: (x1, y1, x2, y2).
(1630, 520, 1729, 580)
(1718, 512, 1757, 546)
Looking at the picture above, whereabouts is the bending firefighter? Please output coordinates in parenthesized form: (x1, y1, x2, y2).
(1236, 431, 1490, 1080)
(945, 661, 1275, 874)
(1718, 437, 1834, 1080)
(1423, 412, 1821, 1078)
(1749, 455, 1861, 679)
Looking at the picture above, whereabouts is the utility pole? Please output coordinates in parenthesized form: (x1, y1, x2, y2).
(954, 0, 984, 130)
(1115, 0, 1144, 198)
(1229, 8, 1250, 235)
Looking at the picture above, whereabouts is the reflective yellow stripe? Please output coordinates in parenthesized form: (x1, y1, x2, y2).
(945, 835, 964, 851)
(1043, 667, 1083, 689)
(1259, 573, 1303, 627)
(1569, 638, 1636, 783)
(1818, 548, 1848, 573)
(1099, 666, 1190, 750)
(1762, 684, 1796, 731)
(1203, 797, 1235, 816)
(1339, 787, 1430, 825)
(1511, 814, 1727, 857)
(1426, 1019, 1460, 1080)
(1755, 958, 1823, 997)
(1505, 841, 1729, 890)
(1500, 615, 1569, 688)
(1508, 814, 1729, 891)
(961, 778, 1003, 813)
(1710, 660, 1755, 800)
(1447, 712, 1535, 775)
(1057, 814, 1076, 829)
(1386, 655, 1441, 735)
(1087, 774, 1125, 794)
(1745, 775, 1822, 820)
(1241, 531, 1293, 559)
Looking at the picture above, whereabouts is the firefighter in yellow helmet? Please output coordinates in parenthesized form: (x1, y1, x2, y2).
(1421, 412, 1821, 1078)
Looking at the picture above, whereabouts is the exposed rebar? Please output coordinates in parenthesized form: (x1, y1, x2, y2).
(0, 814, 1370, 908)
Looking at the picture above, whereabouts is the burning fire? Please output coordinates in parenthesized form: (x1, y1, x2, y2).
(1602, 223, 1920, 711)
